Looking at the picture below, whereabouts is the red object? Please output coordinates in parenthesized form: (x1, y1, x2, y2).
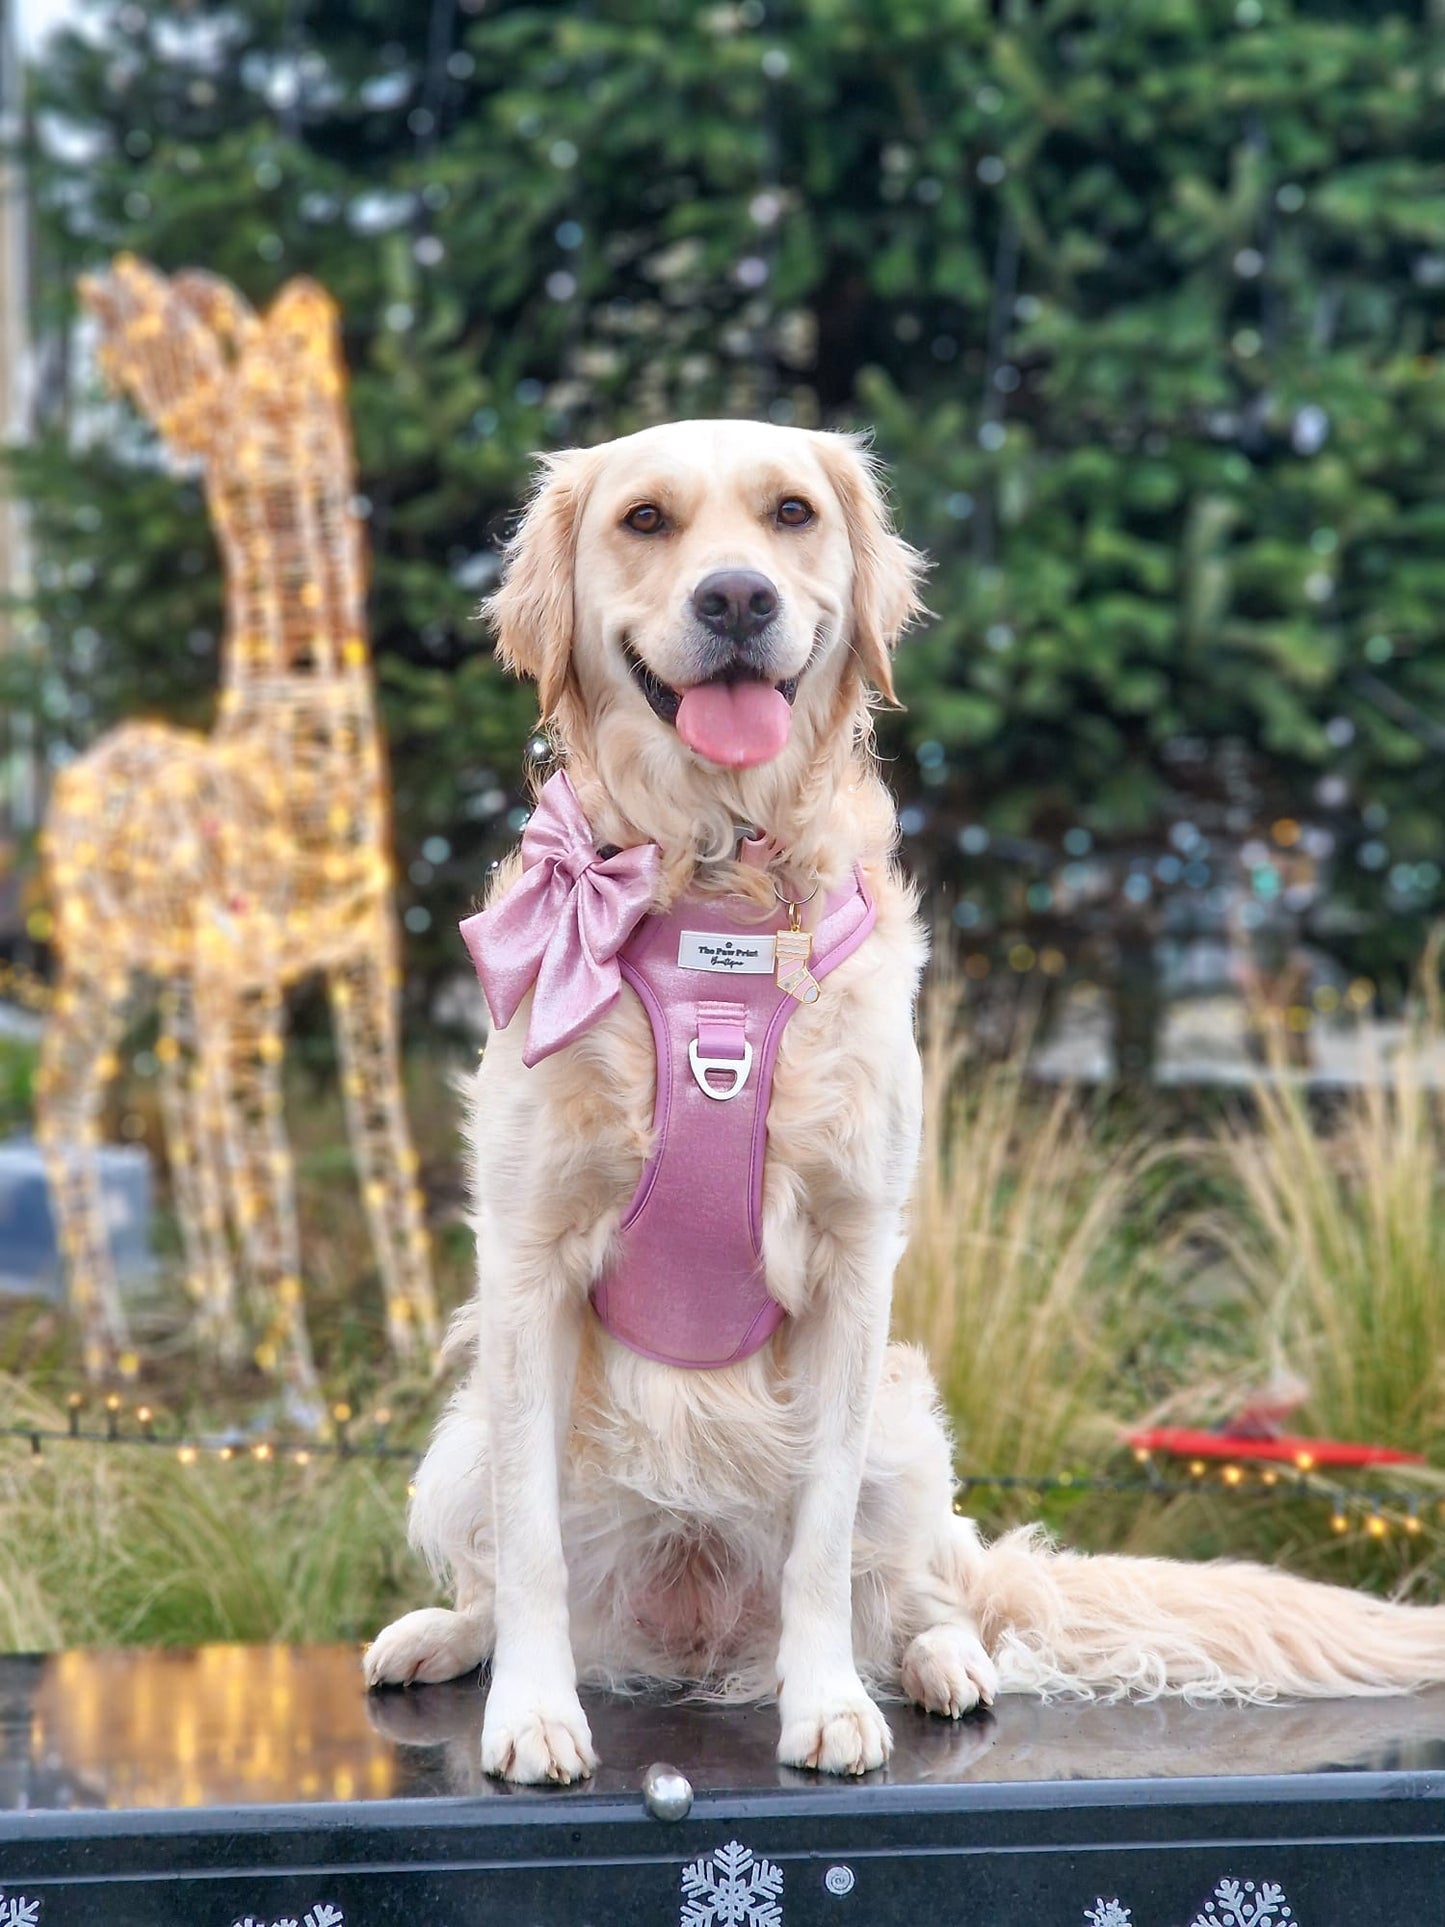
(1127, 1426, 1425, 1470)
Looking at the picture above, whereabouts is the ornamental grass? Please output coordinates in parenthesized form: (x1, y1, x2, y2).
(1205, 982, 1445, 1468)
(0, 1375, 428, 1654)
(891, 977, 1157, 1493)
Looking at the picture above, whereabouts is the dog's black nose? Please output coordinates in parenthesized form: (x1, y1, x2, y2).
(692, 570, 779, 642)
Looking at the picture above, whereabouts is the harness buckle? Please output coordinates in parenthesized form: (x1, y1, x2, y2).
(688, 1037, 754, 1101)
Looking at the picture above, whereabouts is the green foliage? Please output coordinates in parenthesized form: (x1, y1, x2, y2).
(11, 0, 1445, 1022)
(0, 1037, 37, 1137)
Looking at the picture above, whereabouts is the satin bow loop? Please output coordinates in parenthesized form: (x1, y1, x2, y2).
(459, 772, 660, 1066)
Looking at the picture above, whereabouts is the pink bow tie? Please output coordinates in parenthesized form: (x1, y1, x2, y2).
(459, 771, 661, 1067)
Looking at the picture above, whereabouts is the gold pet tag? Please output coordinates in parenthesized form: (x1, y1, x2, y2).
(775, 901, 821, 1004)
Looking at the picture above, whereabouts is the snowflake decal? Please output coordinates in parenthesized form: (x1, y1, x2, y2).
(1189, 1879, 1293, 1927)
(0, 1894, 40, 1927)
(1085, 1903, 1133, 1927)
(680, 1840, 784, 1926)
(229, 1906, 343, 1927)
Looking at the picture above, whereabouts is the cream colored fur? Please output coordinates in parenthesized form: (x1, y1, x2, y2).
(366, 419, 1445, 1784)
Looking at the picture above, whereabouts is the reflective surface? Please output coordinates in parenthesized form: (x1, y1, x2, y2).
(6, 1642, 1445, 1813)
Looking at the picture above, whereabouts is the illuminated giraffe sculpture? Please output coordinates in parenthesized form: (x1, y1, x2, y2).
(37, 256, 438, 1393)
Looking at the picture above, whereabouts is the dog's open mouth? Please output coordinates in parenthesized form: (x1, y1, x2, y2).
(626, 644, 800, 769)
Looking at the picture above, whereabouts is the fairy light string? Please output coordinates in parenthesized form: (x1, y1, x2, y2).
(3, 1403, 1438, 1544)
(4, 1396, 417, 1494)
(954, 1451, 1440, 1546)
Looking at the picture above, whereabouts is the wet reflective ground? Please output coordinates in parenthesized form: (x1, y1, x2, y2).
(6, 1643, 1445, 1812)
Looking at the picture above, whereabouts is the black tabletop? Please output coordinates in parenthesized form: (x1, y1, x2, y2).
(6, 1641, 1445, 1815)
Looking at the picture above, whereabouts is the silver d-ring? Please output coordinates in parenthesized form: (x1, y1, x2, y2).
(688, 1038, 754, 1100)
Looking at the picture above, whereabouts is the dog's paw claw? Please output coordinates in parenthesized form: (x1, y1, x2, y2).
(778, 1690, 892, 1775)
(900, 1623, 997, 1718)
(482, 1695, 598, 1785)
(364, 1608, 492, 1689)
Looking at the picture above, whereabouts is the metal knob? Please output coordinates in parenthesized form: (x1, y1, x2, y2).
(641, 1760, 694, 1821)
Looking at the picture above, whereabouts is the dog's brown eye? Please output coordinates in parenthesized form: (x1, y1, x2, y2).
(776, 497, 814, 528)
(624, 503, 667, 534)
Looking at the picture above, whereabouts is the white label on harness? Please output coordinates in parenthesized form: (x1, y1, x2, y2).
(677, 930, 777, 974)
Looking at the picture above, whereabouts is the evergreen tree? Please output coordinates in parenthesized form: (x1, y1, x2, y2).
(11, 0, 1445, 1069)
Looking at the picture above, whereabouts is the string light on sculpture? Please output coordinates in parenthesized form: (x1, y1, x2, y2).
(35, 256, 438, 1399)
(0, 958, 50, 1013)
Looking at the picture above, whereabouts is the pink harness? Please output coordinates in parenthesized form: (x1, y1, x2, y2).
(591, 876, 875, 1369)
(458, 772, 877, 1372)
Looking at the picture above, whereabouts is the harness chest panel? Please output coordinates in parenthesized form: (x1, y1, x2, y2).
(589, 872, 876, 1369)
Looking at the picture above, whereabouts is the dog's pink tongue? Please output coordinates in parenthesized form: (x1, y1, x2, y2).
(675, 681, 792, 768)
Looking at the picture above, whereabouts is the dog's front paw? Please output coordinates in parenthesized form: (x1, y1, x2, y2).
(901, 1622, 998, 1718)
(778, 1678, 893, 1776)
(364, 1607, 492, 1688)
(482, 1677, 598, 1785)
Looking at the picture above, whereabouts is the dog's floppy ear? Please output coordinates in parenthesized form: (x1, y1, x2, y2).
(485, 450, 593, 718)
(815, 433, 927, 704)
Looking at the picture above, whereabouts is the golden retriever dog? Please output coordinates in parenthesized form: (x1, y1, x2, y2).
(366, 420, 1445, 1784)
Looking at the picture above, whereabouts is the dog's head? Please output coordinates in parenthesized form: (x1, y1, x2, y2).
(486, 423, 924, 853)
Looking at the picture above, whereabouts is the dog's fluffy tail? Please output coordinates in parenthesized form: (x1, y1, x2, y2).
(961, 1524, 1445, 1704)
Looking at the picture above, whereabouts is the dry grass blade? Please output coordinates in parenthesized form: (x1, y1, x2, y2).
(0, 1376, 432, 1653)
(1209, 986, 1445, 1460)
(892, 976, 1150, 1483)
